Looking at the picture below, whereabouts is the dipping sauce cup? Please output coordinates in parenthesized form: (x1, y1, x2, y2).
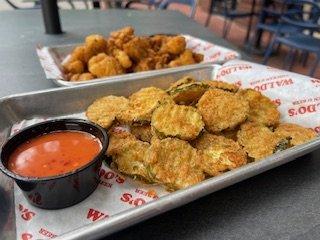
(0, 119, 108, 209)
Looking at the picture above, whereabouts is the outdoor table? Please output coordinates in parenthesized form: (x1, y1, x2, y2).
(0, 9, 320, 240)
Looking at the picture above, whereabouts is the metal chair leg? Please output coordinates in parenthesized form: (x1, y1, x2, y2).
(289, 49, 298, 71)
(283, 48, 294, 70)
(262, 37, 276, 64)
(309, 54, 319, 77)
(222, 19, 231, 39)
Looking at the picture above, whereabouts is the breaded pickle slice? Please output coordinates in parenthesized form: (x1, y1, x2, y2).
(147, 138, 205, 190)
(237, 122, 289, 160)
(275, 123, 317, 146)
(167, 82, 210, 105)
(130, 124, 153, 143)
(237, 89, 280, 126)
(118, 87, 174, 125)
(86, 95, 129, 129)
(203, 80, 239, 93)
(166, 76, 196, 92)
(197, 89, 249, 133)
(151, 103, 204, 140)
(192, 132, 247, 176)
(107, 129, 153, 182)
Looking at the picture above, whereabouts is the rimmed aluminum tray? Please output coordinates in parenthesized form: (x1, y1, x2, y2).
(0, 63, 319, 240)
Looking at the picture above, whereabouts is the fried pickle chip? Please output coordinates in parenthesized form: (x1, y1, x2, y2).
(107, 129, 152, 182)
(203, 80, 239, 93)
(275, 123, 317, 146)
(130, 125, 153, 143)
(118, 87, 174, 125)
(166, 76, 196, 92)
(147, 138, 205, 190)
(88, 53, 124, 78)
(217, 128, 239, 141)
(237, 89, 280, 126)
(86, 96, 129, 129)
(167, 82, 210, 105)
(192, 132, 247, 176)
(151, 103, 204, 140)
(197, 89, 249, 133)
(237, 122, 288, 160)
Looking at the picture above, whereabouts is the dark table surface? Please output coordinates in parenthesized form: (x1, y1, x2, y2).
(0, 9, 320, 240)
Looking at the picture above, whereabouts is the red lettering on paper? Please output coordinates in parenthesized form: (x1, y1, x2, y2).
(99, 168, 125, 184)
(135, 188, 159, 199)
(253, 78, 293, 91)
(99, 180, 113, 188)
(120, 193, 147, 207)
(314, 126, 320, 133)
(272, 99, 281, 106)
(288, 103, 319, 117)
(39, 228, 57, 238)
(216, 64, 252, 79)
(21, 233, 33, 240)
(19, 204, 36, 221)
(86, 208, 109, 222)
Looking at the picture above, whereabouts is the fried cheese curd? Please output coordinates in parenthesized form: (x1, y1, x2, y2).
(191, 132, 247, 176)
(87, 77, 318, 191)
(118, 87, 174, 125)
(86, 95, 129, 129)
(197, 89, 250, 133)
(147, 138, 205, 190)
(274, 123, 317, 146)
(237, 89, 280, 126)
(63, 27, 203, 81)
(151, 103, 204, 140)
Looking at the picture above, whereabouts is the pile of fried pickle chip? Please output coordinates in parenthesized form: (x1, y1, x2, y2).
(63, 26, 204, 82)
(86, 76, 317, 191)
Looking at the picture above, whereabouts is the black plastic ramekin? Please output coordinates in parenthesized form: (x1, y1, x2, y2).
(0, 119, 108, 209)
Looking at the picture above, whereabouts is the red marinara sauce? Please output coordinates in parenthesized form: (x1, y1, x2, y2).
(7, 131, 102, 178)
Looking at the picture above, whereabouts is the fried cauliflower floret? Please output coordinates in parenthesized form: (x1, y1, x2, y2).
(86, 95, 129, 129)
(237, 122, 289, 160)
(192, 132, 247, 176)
(237, 89, 280, 127)
(150, 35, 168, 51)
(63, 60, 84, 74)
(193, 52, 204, 63)
(147, 138, 205, 190)
(70, 72, 95, 82)
(123, 37, 151, 62)
(133, 58, 155, 72)
(168, 49, 196, 68)
(118, 87, 174, 124)
(84, 34, 107, 58)
(112, 49, 132, 69)
(69, 45, 86, 63)
(88, 53, 124, 78)
(203, 80, 239, 93)
(151, 103, 204, 141)
(274, 123, 317, 146)
(160, 35, 186, 55)
(197, 89, 249, 133)
(107, 129, 152, 182)
(167, 82, 210, 105)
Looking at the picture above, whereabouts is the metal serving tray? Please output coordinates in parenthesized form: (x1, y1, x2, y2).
(0, 63, 319, 240)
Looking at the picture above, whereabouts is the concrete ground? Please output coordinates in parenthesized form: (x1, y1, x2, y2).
(1, 0, 319, 78)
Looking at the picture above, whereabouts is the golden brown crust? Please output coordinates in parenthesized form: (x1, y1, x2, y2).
(118, 87, 174, 124)
(151, 103, 204, 141)
(192, 132, 247, 175)
(159, 35, 186, 55)
(237, 89, 280, 126)
(168, 49, 197, 68)
(237, 122, 286, 160)
(64, 60, 84, 74)
(70, 72, 95, 81)
(86, 95, 129, 129)
(274, 123, 317, 146)
(88, 53, 124, 78)
(197, 89, 249, 133)
(107, 129, 153, 182)
(166, 76, 196, 92)
(203, 80, 239, 93)
(147, 138, 205, 190)
(130, 125, 153, 143)
(167, 82, 210, 105)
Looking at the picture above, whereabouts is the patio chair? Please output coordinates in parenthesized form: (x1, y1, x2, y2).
(263, 0, 320, 76)
(158, 0, 198, 18)
(205, 0, 253, 39)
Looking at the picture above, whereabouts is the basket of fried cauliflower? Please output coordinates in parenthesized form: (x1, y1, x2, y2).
(62, 26, 204, 82)
(86, 77, 317, 191)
